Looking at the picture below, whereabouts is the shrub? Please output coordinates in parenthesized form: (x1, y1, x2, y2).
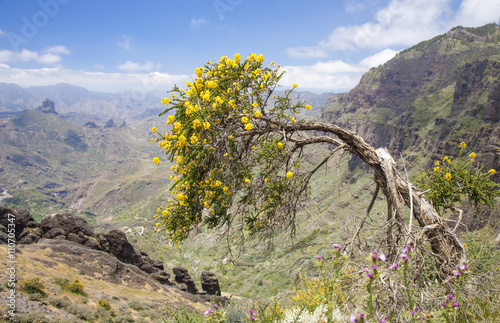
(98, 298, 112, 311)
(67, 303, 96, 321)
(18, 277, 45, 296)
(127, 298, 150, 311)
(55, 278, 87, 296)
(48, 296, 72, 309)
(66, 279, 86, 295)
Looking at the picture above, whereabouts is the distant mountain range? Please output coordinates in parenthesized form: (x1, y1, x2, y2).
(0, 82, 166, 124)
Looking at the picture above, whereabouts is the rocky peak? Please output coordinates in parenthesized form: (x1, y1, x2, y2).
(37, 98, 57, 114)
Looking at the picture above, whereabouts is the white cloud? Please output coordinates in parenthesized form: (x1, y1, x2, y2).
(0, 46, 69, 64)
(0, 64, 189, 93)
(319, 0, 451, 51)
(285, 46, 328, 58)
(290, 0, 499, 60)
(118, 35, 134, 50)
(118, 61, 161, 71)
(280, 49, 398, 92)
(190, 17, 208, 28)
(360, 49, 398, 67)
(45, 45, 71, 55)
(453, 0, 500, 27)
(0, 29, 6, 36)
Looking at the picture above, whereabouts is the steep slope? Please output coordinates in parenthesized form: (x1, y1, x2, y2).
(322, 24, 500, 173)
(0, 106, 172, 225)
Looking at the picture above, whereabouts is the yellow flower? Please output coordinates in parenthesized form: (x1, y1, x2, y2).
(245, 178, 251, 184)
(203, 121, 210, 130)
(445, 173, 452, 181)
(245, 123, 253, 131)
(151, 127, 157, 133)
(252, 102, 258, 108)
(248, 53, 257, 62)
(228, 135, 234, 139)
(469, 152, 476, 160)
(286, 171, 293, 178)
(153, 157, 160, 165)
(290, 118, 296, 123)
(166, 115, 175, 125)
(150, 138, 153, 143)
(434, 161, 440, 166)
(460, 142, 466, 148)
(241, 116, 249, 124)
(173, 122, 182, 133)
(161, 97, 171, 105)
(254, 110, 261, 118)
(305, 104, 311, 110)
(488, 169, 496, 175)
(234, 53, 241, 63)
(190, 135, 199, 144)
(257, 54, 264, 64)
(433, 167, 440, 172)
(277, 142, 283, 149)
(195, 67, 203, 77)
(292, 83, 298, 88)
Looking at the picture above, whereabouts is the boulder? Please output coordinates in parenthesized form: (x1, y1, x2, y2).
(201, 271, 221, 296)
(0, 206, 40, 243)
(172, 267, 198, 294)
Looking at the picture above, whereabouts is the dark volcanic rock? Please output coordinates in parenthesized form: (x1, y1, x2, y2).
(0, 206, 40, 243)
(173, 267, 198, 294)
(201, 271, 221, 296)
(40, 213, 96, 244)
(37, 98, 56, 114)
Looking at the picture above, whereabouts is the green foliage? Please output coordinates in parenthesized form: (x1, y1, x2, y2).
(48, 296, 72, 309)
(55, 278, 87, 296)
(98, 298, 112, 311)
(18, 277, 45, 296)
(67, 303, 96, 321)
(415, 142, 498, 215)
(153, 54, 312, 244)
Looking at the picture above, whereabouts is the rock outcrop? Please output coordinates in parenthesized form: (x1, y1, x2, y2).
(0, 206, 226, 299)
(201, 271, 222, 296)
(36, 98, 57, 114)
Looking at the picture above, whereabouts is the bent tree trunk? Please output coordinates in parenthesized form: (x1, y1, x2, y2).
(274, 120, 467, 275)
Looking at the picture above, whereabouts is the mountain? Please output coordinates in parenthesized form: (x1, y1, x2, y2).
(0, 82, 165, 124)
(322, 24, 500, 173)
(0, 24, 499, 307)
(0, 106, 172, 228)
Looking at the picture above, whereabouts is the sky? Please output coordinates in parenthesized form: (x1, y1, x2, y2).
(0, 0, 499, 95)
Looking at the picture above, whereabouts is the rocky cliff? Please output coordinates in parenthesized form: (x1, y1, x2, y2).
(322, 24, 500, 174)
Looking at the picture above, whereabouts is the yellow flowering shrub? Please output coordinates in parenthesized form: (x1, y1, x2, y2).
(152, 53, 311, 243)
(416, 142, 498, 214)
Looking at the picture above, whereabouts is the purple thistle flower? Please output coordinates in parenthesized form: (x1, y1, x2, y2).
(440, 302, 445, 307)
(453, 300, 458, 307)
(249, 309, 254, 315)
(448, 294, 454, 299)
(349, 314, 358, 322)
(391, 263, 398, 270)
(406, 245, 411, 252)
(360, 313, 365, 318)
(373, 249, 378, 254)
(214, 304, 218, 310)
(251, 316, 256, 321)
(367, 272, 374, 278)
(372, 254, 378, 261)
(317, 255, 322, 260)
(332, 243, 339, 249)
(378, 253, 387, 262)
(454, 271, 461, 277)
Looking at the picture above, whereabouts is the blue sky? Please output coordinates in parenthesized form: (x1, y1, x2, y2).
(0, 0, 499, 94)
